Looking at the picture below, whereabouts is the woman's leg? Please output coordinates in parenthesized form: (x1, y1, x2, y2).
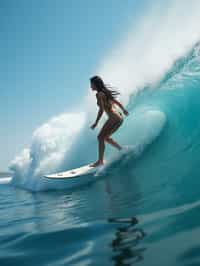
(91, 118, 123, 167)
(105, 137, 122, 150)
(91, 120, 111, 167)
(105, 119, 123, 150)
(98, 135, 105, 163)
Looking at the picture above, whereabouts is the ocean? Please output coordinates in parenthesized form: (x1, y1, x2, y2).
(1, 41, 200, 265)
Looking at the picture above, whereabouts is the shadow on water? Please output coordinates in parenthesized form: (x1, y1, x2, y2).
(179, 245, 200, 266)
(108, 217, 146, 266)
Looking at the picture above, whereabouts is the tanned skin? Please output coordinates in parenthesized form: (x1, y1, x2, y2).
(90, 82, 129, 167)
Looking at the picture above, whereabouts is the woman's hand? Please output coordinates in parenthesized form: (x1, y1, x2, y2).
(123, 109, 129, 116)
(90, 122, 97, 129)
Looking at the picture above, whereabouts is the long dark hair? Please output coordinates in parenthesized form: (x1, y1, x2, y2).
(90, 76, 120, 101)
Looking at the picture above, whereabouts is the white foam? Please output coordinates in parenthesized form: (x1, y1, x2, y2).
(10, 112, 86, 190)
(87, 0, 200, 106)
(0, 177, 12, 185)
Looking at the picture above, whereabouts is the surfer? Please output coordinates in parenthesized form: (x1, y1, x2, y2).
(90, 76, 129, 167)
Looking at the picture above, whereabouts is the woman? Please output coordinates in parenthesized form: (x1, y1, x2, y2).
(90, 76, 129, 167)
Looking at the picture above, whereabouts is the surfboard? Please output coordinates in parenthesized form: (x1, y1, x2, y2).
(43, 146, 134, 180)
(43, 163, 100, 179)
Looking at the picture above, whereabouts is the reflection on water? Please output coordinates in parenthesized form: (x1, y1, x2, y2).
(109, 217, 146, 265)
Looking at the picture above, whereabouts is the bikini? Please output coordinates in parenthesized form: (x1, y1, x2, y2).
(97, 94, 123, 126)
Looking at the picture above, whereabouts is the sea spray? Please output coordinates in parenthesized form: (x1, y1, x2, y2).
(10, 113, 86, 190)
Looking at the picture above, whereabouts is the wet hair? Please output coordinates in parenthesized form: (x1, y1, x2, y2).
(90, 76, 120, 101)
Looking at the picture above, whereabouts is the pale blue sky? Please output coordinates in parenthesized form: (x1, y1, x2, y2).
(0, 0, 146, 170)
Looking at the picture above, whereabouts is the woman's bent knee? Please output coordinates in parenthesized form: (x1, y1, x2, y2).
(104, 137, 111, 143)
(98, 134, 107, 141)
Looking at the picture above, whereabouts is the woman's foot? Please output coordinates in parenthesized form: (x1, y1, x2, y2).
(90, 160, 104, 167)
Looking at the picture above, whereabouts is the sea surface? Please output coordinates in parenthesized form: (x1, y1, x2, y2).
(2, 43, 200, 265)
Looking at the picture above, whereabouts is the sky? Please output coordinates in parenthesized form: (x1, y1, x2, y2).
(0, 0, 146, 170)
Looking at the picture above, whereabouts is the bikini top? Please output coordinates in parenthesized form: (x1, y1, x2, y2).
(96, 92, 112, 111)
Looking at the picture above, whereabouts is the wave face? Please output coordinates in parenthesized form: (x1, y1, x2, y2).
(9, 42, 200, 192)
(133, 42, 200, 178)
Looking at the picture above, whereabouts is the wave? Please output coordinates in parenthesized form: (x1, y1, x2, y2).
(9, 108, 166, 191)
(9, 1, 200, 191)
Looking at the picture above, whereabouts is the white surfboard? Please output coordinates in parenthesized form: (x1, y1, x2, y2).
(43, 163, 100, 179)
(43, 146, 134, 180)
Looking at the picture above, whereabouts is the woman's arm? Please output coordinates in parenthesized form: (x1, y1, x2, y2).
(112, 99, 129, 116)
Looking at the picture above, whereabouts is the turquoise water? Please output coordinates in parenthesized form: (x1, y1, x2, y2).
(2, 42, 200, 265)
